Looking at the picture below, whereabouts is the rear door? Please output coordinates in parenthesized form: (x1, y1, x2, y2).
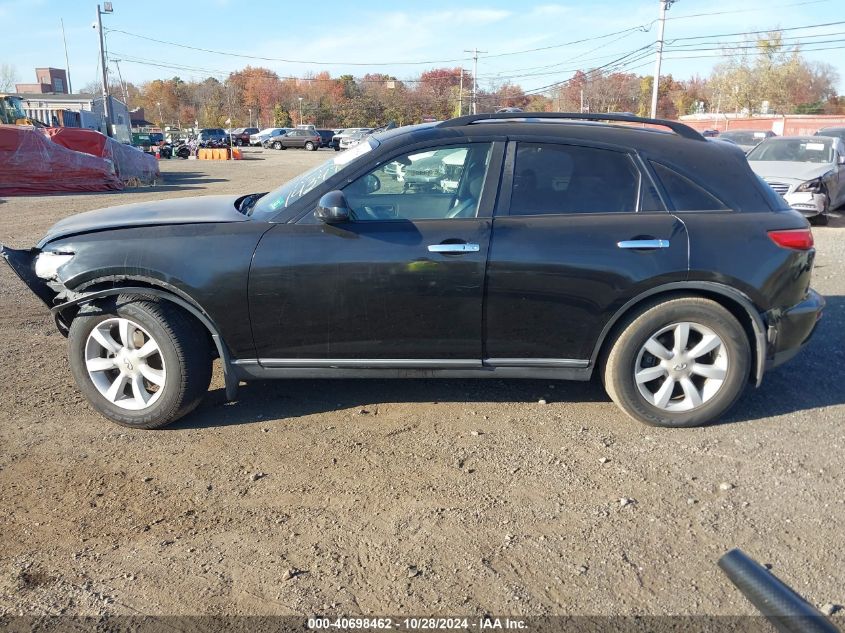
(484, 140, 689, 364)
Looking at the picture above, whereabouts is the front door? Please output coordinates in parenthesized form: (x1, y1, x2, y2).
(249, 141, 502, 363)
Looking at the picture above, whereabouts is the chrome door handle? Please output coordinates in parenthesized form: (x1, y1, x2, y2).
(617, 239, 670, 249)
(427, 243, 480, 253)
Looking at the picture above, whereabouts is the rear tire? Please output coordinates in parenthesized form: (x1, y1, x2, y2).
(603, 297, 750, 428)
(68, 297, 212, 429)
(305, 141, 315, 151)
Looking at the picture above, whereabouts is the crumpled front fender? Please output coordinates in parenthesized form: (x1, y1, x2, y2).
(0, 245, 56, 307)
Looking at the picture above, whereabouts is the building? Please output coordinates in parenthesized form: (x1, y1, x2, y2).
(17, 93, 132, 143)
(15, 68, 69, 95)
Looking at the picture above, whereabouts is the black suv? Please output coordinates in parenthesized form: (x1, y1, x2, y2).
(197, 128, 229, 144)
(1, 113, 823, 429)
(317, 129, 335, 148)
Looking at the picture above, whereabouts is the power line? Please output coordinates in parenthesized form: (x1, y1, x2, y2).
(665, 0, 833, 21)
(662, 42, 845, 60)
(106, 28, 472, 66)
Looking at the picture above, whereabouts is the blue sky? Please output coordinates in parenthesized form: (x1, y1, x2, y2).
(3, 0, 845, 93)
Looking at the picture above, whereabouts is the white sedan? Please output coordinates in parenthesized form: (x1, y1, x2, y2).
(747, 135, 845, 225)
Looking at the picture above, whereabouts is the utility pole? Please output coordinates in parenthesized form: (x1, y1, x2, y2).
(458, 68, 463, 116)
(111, 58, 129, 107)
(464, 47, 487, 115)
(61, 19, 73, 94)
(96, 3, 113, 136)
(649, 0, 675, 119)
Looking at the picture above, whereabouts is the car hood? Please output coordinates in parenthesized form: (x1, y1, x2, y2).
(748, 161, 832, 183)
(38, 194, 248, 247)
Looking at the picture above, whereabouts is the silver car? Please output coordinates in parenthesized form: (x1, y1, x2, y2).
(747, 135, 845, 225)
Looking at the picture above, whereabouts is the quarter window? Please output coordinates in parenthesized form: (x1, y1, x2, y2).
(650, 162, 728, 211)
(509, 143, 640, 215)
(342, 143, 493, 221)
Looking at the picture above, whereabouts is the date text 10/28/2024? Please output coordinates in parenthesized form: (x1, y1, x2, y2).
(308, 617, 528, 630)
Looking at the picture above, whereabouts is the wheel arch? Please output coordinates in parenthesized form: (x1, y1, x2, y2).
(592, 282, 768, 386)
(52, 277, 239, 400)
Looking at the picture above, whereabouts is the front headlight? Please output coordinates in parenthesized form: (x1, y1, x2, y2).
(34, 251, 74, 280)
(794, 177, 825, 194)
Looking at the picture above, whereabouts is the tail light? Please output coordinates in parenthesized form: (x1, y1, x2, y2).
(768, 228, 814, 250)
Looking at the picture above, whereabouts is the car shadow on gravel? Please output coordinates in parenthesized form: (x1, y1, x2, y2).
(171, 295, 844, 430)
(172, 377, 610, 430)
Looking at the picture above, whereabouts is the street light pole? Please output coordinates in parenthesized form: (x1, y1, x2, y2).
(96, 3, 114, 136)
(650, 0, 674, 119)
(298, 97, 303, 126)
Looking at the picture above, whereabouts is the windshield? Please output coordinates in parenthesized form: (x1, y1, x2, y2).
(251, 137, 380, 216)
(747, 138, 833, 163)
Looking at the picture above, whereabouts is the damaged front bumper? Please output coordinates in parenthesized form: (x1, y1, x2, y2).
(1, 245, 56, 307)
(1, 245, 75, 334)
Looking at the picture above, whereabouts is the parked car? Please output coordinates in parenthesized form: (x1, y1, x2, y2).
(701, 129, 720, 138)
(815, 126, 845, 143)
(332, 128, 371, 151)
(131, 131, 164, 152)
(316, 129, 335, 148)
(718, 129, 776, 153)
(197, 128, 229, 144)
(339, 129, 370, 150)
(265, 129, 321, 151)
(1, 112, 823, 430)
(401, 147, 468, 192)
(250, 127, 288, 146)
(747, 135, 845, 225)
(230, 127, 259, 146)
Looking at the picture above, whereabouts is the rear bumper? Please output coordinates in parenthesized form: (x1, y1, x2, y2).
(766, 289, 825, 370)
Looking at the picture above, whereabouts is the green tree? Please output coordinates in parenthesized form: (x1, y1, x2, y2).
(273, 104, 292, 127)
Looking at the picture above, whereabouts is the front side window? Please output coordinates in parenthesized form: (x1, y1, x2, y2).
(342, 143, 493, 221)
(509, 143, 640, 215)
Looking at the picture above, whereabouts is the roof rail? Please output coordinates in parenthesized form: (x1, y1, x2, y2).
(438, 111, 705, 141)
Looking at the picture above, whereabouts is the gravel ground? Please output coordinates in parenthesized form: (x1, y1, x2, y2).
(0, 148, 843, 619)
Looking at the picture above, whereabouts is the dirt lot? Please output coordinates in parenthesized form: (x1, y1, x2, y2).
(0, 148, 843, 619)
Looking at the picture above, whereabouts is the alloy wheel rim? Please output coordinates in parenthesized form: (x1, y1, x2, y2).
(84, 318, 167, 411)
(634, 321, 728, 412)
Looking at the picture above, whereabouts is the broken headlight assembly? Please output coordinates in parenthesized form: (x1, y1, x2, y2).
(34, 251, 74, 280)
(794, 177, 825, 194)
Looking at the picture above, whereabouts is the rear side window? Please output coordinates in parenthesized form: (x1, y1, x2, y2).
(650, 162, 728, 211)
(509, 143, 640, 215)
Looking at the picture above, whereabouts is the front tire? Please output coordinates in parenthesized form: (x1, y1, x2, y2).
(272, 141, 282, 150)
(68, 297, 212, 429)
(603, 297, 750, 428)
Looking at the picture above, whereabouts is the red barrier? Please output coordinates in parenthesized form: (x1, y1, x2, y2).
(44, 127, 159, 184)
(0, 126, 123, 196)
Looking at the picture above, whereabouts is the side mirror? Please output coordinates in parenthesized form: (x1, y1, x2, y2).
(315, 190, 350, 223)
(365, 173, 381, 193)
(838, 154, 845, 165)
